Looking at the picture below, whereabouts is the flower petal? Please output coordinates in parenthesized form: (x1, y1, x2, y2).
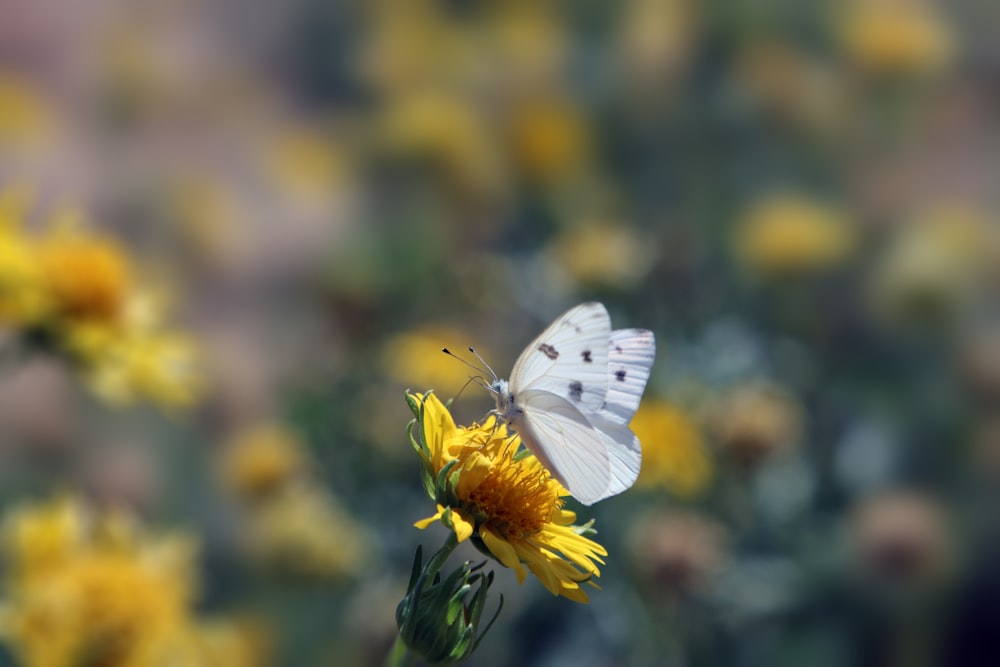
(481, 527, 527, 584)
(448, 508, 475, 543)
(414, 504, 445, 530)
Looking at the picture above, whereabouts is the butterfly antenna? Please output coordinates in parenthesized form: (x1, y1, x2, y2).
(441, 348, 488, 376)
(468, 347, 498, 382)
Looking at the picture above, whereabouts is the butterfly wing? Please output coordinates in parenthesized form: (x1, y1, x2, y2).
(508, 302, 610, 415)
(589, 413, 642, 497)
(601, 329, 655, 425)
(511, 389, 611, 505)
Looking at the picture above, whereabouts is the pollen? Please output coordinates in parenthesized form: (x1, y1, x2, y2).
(463, 443, 562, 541)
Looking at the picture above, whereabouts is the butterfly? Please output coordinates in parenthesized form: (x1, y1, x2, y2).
(487, 302, 655, 505)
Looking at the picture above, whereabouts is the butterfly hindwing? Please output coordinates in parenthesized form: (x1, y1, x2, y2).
(509, 302, 610, 415)
(601, 328, 655, 425)
(589, 413, 642, 497)
(511, 389, 611, 505)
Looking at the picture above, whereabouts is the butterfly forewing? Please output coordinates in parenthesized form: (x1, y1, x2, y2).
(512, 389, 611, 505)
(601, 329, 655, 425)
(508, 302, 611, 415)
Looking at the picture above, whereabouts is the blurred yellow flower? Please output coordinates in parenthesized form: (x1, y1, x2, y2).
(0, 73, 51, 145)
(267, 126, 345, 200)
(839, 0, 954, 76)
(508, 95, 591, 184)
(221, 424, 307, 499)
(617, 0, 697, 85)
(0, 496, 261, 667)
(736, 42, 846, 134)
(79, 329, 203, 409)
(410, 392, 606, 603)
(39, 230, 132, 327)
(244, 483, 373, 580)
(0, 203, 206, 410)
(870, 205, 996, 327)
(0, 221, 46, 326)
(737, 194, 856, 277)
(382, 326, 492, 398)
(549, 221, 657, 290)
(376, 92, 507, 200)
(631, 399, 712, 498)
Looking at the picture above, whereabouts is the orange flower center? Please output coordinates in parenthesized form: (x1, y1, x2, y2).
(41, 238, 130, 323)
(461, 442, 562, 541)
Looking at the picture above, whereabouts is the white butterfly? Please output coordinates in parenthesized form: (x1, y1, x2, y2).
(488, 302, 655, 505)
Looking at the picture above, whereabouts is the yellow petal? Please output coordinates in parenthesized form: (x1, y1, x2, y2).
(414, 505, 445, 530)
(481, 527, 527, 584)
(449, 508, 475, 543)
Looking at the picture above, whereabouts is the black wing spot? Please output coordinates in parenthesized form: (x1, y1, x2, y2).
(568, 380, 583, 402)
(615, 369, 627, 382)
(538, 343, 559, 360)
(574, 325, 582, 333)
(581, 350, 592, 363)
(614, 345, 623, 353)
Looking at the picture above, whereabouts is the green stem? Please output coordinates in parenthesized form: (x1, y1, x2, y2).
(424, 531, 459, 578)
(385, 634, 416, 667)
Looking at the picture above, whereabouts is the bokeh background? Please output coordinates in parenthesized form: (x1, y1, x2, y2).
(0, 0, 998, 665)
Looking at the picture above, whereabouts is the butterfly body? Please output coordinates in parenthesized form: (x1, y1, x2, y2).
(488, 302, 655, 505)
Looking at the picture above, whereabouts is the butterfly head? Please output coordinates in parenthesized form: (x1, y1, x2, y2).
(488, 378, 518, 422)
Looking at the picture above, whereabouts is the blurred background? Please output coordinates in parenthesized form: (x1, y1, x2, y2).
(0, 0, 998, 665)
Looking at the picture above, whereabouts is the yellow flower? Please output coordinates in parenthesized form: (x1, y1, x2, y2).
(376, 92, 508, 201)
(0, 496, 243, 667)
(63, 287, 204, 409)
(38, 230, 132, 326)
(409, 392, 606, 603)
(548, 221, 657, 290)
(244, 483, 373, 580)
(508, 95, 591, 184)
(839, 0, 954, 76)
(631, 399, 712, 498)
(737, 194, 855, 277)
(382, 325, 494, 398)
(81, 330, 203, 409)
(221, 424, 307, 499)
(267, 126, 344, 201)
(0, 73, 52, 146)
(0, 223, 46, 327)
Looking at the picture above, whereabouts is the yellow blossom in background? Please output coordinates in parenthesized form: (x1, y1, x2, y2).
(410, 392, 607, 603)
(549, 221, 657, 290)
(0, 204, 206, 410)
(382, 326, 493, 398)
(617, 0, 698, 86)
(839, 0, 954, 76)
(631, 399, 712, 498)
(267, 126, 345, 201)
(375, 92, 508, 201)
(221, 424, 307, 499)
(870, 204, 997, 328)
(38, 229, 132, 327)
(0, 496, 261, 667)
(0, 73, 52, 146)
(244, 483, 373, 580)
(508, 95, 591, 185)
(0, 221, 46, 327)
(736, 42, 846, 135)
(737, 194, 856, 277)
(80, 330, 203, 409)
